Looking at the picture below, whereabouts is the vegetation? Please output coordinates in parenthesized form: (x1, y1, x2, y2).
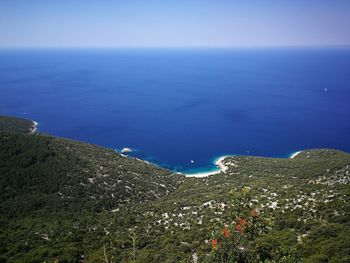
(0, 116, 35, 134)
(205, 187, 271, 262)
(0, 115, 349, 262)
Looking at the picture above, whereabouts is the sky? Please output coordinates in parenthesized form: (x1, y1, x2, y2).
(0, 0, 350, 48)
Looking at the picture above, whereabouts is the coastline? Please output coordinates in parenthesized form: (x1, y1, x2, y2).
(185, 150, 304, 178)
(290, 151, 301, 159)
(31, 121, 38, 134)
(185, 156, 229, 178)
(25, 121, 305, 176)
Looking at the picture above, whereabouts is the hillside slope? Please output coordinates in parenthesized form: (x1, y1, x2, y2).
(0, 116, 349, 263)
(0, 132, 184, 216)
(140, 150, 350, 261)
(0, 116, 36, 134)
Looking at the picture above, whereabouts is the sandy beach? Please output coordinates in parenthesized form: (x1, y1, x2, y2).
(185, 156, 229, 178)
(290, 151, 302, 159)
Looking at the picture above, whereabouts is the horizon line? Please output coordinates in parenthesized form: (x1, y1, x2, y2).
(1, 44, 350, 50)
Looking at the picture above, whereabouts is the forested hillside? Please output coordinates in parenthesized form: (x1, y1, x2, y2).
(0, 116, 349, 263)
(0, 116, 35, 134)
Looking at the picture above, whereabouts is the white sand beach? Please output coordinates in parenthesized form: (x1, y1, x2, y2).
(290, 151, 302, 159)
(185, 156, 229, 178)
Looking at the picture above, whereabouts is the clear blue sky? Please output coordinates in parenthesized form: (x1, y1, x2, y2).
(1, 0, 350, 48)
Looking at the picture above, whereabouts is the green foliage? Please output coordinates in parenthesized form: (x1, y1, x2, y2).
(300, 223, 350, 263)
(205, 188, 269, 263)
(255, 230, 300, 262)
(0, 116, 34, 134)
(0, 115, 349, 262)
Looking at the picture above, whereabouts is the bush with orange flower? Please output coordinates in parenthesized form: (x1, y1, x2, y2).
(206, 187, 271, 262)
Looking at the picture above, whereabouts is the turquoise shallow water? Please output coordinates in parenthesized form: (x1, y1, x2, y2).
(1, 48, 350, 172)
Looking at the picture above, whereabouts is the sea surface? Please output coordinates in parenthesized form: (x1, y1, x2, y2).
(1, 48, 350, 173)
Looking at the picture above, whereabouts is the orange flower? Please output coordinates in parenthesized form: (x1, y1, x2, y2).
(239, 217, 248, 226)
(223, 226, 230, 238)
(251, 208, 259, 218)
(236, 217, 248, 233)
(211, 239, 218, 249)
(235, 223, 241, 233)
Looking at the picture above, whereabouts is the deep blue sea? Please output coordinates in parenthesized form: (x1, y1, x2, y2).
(1, 48, 350, 173)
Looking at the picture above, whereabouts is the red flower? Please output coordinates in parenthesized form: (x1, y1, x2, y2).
(223, 227, 230, 238)
(236, 217, 248, 233)
(211, 239, 218, 249)
(235, 223, 241, 233)
(239, 217, 247, 226)
(251, 208, 259, 218)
